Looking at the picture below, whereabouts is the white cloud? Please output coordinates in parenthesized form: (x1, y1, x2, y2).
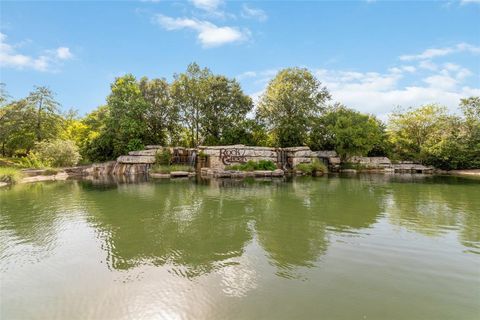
(190, 0, 223, 12)
(240, 60, 477, 120)
(400, 42, 480, 61)
(154, 14, 248, 47)
(314, 64, 477, 117)
(56, 47, 73, 60)
(0, 32, 73, 72)
(241, 4, 268, 22)
(423, 75, 458, 90)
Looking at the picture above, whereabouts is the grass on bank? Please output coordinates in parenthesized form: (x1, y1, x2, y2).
(296, 159, 328, 175)
(151, 164, 194, 174)
(0, 167, 23, 184)
(226, 160, 277, 171)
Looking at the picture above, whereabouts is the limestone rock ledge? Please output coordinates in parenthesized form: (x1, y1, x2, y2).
(117, 155, 156, 164)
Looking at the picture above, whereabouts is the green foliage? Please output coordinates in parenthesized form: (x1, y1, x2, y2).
(226, 160, 277, 171)
(296, 159, 327, 175)
(310, 105, 384, 161)
(19, 152, 48, 168)
(150, 164, 194, 174)
(171, 63, 253, 147)
(339, 162, 368, 170)
(31, 139, 81, 167)
(0, 167, 23, 184)
(155, 149, 172, 165)
(0, 86, 62, 157)
(139, 77, 179, 146)
(256, 67, 331, 147)
(387, 101, 480, 170)
(107, 74, 148, 157)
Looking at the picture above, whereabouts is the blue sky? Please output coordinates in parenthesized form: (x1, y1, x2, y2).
(1, 0, 479, 118)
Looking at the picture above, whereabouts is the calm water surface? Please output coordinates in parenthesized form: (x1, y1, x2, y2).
(1, 175, 479, 320)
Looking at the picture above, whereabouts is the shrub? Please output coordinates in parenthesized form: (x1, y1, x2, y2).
(19, 152, 48, 169)
(0, 167, 23, 184)
(340, 162, 367, 170)
(296, 159, 327, 175)
(155, 149, 172, 165)
(226, 160, 277, 171)
(257, 160, 277, 171)
(31, 139, 81, 167)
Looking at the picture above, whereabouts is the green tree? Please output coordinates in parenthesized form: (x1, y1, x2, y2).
(106, 74, 148, 157)
(0, 99, 36, 156)
(26, 86, 62, 142)
(423, 97, 480, 169)
(171, 63, 210, 147)
(310, 105, 384, 160)
(139, 77, 179, 146)
(1, 86, 62, 156)
(256, 68, 330, 147)
(387, 104, 451, 162)
(200, 75, 253, 145)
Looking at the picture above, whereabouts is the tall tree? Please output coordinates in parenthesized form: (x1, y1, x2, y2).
(200, 75, 253, 145)
(387, 104, 450, 161)
(139, 77, 179, 146)
(106, 74, 148, 156)
(26, 86, 62, 142)
(171, 63, 210, 147)
(310, 105, 384, 160)
(256, 67, 330, 147)
(0, 99, 36, 156)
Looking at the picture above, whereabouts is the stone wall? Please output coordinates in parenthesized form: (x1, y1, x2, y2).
(198, 145, 278, 169)
(106, 144, 435, 175)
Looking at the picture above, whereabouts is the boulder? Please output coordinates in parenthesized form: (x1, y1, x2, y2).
(272, 169, 285, 177)
(128, 150, 159, 156)
(170, 171, 190, 177)
(253, 170, 273, 177)
(145, 145, 163, 150)
(150, 173, 171, 179)
(117, 155, 156, 164)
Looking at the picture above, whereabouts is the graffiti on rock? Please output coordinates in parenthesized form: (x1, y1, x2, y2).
(220, 148, 247, 165)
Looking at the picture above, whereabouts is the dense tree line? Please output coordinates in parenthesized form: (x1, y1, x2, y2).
(1, 64, 479, 169)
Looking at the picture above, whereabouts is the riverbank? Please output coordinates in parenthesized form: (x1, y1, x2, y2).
(449, 169, 480, 176)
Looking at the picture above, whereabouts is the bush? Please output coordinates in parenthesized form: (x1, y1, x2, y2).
(226, 160, 277, 171)
(19, 152, 48, 169)
(0, 167, 23, 184)
(151, 164, 194, 174)
(31, 139, 81, 167)
(155, 149, 172, 165)
(296, 159, 327, 175)
(339, 162, 367, 170)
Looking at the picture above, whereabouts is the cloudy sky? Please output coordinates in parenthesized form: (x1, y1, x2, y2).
(1, 0, 479, 118)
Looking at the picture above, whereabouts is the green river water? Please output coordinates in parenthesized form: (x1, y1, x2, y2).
(1, 175, 479, 320)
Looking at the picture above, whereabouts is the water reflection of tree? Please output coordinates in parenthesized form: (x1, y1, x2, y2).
(254, 177, 384, 278)
(385, 176, 480, 253)
(0, 182, 80, 247)
(82, 180, 253, 278)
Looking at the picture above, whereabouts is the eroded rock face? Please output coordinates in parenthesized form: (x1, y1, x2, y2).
(117, 155, 156, 164)
(128, 150, 159, 156)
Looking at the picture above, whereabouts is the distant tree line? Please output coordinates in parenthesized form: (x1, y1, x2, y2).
(1, 63, 479, 169)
